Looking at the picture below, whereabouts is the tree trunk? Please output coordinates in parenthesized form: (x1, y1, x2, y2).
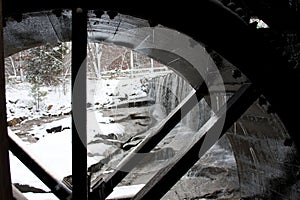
(96, 43, 102, 79)
(9, 56, 16, 77)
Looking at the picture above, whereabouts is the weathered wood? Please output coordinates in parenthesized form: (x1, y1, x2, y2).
(0, 0, 13, 198)
(89, 83, 208, 200)
(72, 6, 88, 200)
(133, 84, 259, 200)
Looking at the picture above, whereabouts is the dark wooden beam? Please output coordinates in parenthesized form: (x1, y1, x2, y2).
(89, 83, 208, 200)
(72, 5, 88, 200)
(0, 0, 13, 198)
(133, 84, 259, 200)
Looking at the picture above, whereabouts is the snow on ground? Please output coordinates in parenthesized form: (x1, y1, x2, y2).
(26, 128, 72, 180)
(6, 82, 38, 120)
(87, 78, 148, 107)
(6, 78, 147, 121)
(8, 127, 72, 186)
(106, 184, 145, 200)
(22, 193, 58, 200)
(87, 110, 125, 142)
(10, 152, 51, 192)
(6, 82, 71, 121)
(25, 117, 71, 140)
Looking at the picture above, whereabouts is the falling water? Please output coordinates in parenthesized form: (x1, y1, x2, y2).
(148, 72, 211, 132)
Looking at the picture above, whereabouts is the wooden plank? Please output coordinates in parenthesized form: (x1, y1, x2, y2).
(89, 83, 208, 200)
(133, 84, 259, 200)
(0, 0, 13, 198)
(72, 6, 88, 200)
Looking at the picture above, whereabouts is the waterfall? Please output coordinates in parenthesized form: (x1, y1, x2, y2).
(148, 72, 211, 131)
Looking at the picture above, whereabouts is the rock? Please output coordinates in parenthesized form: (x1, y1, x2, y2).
(14, 183, 47, 193)
(88, 157, 110, 173)
(136, 121, 149, 126)
(108, 133, 118, 140)
(7, 117, 24, 126)
(62, 126, 70, 131)
(9, 99, 19, 104)
(19, 116, 27, 121)
(121, 135, 145, 150)
(94, 133, 117, 140)
(194, 188, 236, 199)
(46, 125, 62, 133)
(47, 105, 53, 110)
(87, 102, 93, 108)
(26, 136, 39, 143)
(62, 175, 73, 190)
(63, 110, 72, 115)
(122, 139, 142, 151)
(153, 147, 175, 161)
(94, 134, 109, 139)
(130, 113, 150, 120)
(88, 152, 94, 157)
(187, 166, 227, 179)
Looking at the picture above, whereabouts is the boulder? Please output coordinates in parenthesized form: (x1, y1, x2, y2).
(46, 125, 62, 133)
(47, 105, 53, 110)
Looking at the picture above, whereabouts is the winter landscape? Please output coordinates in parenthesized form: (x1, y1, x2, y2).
(5, 42, 239, 199)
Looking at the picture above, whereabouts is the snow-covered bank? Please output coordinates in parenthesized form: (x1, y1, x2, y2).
(6, 82, 71, 121)
(6, 78, 148, 122)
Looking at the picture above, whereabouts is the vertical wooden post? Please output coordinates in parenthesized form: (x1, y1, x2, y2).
(0, 0, 13, 199)
(72, 6, 88, 200)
